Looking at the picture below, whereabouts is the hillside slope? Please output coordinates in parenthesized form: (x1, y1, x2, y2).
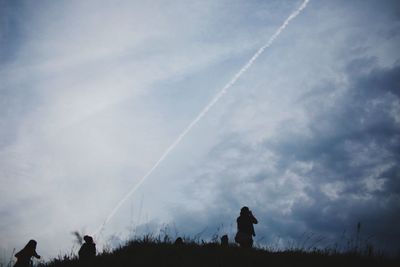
(40, 238, 399, 267)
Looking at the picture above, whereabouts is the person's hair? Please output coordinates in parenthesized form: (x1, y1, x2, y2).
(24, 240, 37, 250)
(240, 206, 250, 216)
(83, 235, 93, 243)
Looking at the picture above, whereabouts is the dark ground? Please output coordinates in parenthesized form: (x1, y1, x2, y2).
(38, 237, 399, 267)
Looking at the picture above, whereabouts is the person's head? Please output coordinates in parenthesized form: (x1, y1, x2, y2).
(25, 240, 37, 250)
(174, 237, 183, 245)
(221, 235, 228, 246)
(240, 206, 250, 216)
(83, 235, 93, 244)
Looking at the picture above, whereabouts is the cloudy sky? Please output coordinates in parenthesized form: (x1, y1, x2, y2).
(1, 0, 399, 262)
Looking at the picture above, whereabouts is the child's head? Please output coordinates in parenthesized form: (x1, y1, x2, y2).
(84, 235, 93, 244)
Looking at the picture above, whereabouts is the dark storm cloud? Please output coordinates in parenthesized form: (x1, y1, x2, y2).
(171, 59, 400, 255)
(307, 61, 398, 245)
(267, 60, 400, 253)
(291, 60, 400, 179)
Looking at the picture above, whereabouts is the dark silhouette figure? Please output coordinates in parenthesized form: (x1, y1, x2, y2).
(174, 237, 183, 245)
(235, 206, 258, 248)
(220, 235, 229, 247)
(14, 240, 41, 267)
(78, 235, 96, 260)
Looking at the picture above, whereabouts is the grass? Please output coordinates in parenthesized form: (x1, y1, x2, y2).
(3, 223, 397, 267)
(35, 234, 399, 267)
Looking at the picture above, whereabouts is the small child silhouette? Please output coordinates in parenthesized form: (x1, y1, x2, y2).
(220, 235, 229, 247)
(78, 235, 96, 260)
(14, 240, 41, 267)
(174, 237, 183, 245)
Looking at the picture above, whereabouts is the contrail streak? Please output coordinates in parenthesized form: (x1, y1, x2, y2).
(95, 0, 309, 237)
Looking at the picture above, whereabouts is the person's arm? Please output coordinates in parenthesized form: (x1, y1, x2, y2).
(14, 251, 21, 258)
(33, 250, 41, 259)
(249, 212, 258, 224)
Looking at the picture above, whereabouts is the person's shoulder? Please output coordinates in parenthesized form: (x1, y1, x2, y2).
(15, 250, 22, 257)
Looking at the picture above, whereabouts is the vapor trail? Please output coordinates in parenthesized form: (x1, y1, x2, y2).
(95, 0, 310, 237)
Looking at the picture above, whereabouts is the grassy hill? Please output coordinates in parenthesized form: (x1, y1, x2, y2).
(38, 235, 399, 267)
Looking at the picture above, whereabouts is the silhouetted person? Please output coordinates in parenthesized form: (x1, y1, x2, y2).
(174, 237, 183, 245)
(78, 235, 96, 260)
(14, 239, 41, 267)
(235, 206, 258, 248)
(220, 235, 229, 247)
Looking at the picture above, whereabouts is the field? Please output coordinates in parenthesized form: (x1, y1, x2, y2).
(35, 235, 398, 267)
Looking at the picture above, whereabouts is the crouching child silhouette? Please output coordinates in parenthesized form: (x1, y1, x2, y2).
(221, 235, 229, 247)
(235, 206, 258, 248)
(14, 240, 41, 267)
(78, 235, 96, 261)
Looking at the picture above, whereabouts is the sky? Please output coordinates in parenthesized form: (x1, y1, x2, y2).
(1, 0, 400, 262)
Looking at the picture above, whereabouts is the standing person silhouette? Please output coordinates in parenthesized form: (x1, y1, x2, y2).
(78, 235, 96, 260)
(235, 206, 258, 248)
(14, 240, 41, 267)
